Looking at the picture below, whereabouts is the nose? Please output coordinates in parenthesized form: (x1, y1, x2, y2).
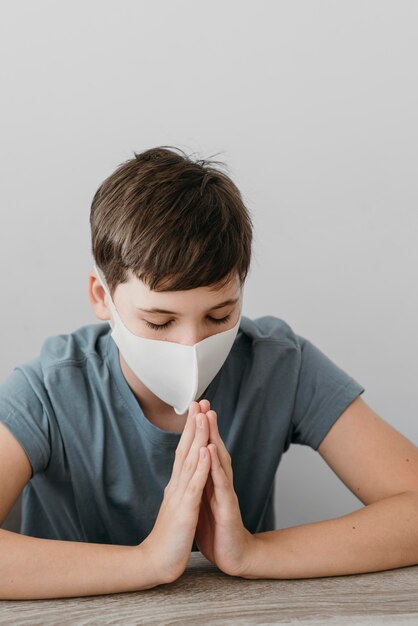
(177, 328, 208, 346)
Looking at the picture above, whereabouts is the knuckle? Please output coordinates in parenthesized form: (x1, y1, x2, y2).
(183, 455, 195, 473)
(199, 421, 209, 437)
(220, 475, 229, 489)
(185, 481, 200, 498)
(223, 446, 232, 463)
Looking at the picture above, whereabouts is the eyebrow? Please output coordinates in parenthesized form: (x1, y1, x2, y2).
(135, 298, 239, 314)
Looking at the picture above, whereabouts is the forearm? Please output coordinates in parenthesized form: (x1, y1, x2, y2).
(244, 490, 418, 579)
(0, 528, 163, 599)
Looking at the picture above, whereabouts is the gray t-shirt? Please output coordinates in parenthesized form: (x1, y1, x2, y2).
(0, 315, 365, 550)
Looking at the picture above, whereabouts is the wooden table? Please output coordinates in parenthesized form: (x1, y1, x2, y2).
(1, 551, 418, 625)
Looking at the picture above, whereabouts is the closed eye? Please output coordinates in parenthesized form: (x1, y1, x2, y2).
(144, 313, 232, 331)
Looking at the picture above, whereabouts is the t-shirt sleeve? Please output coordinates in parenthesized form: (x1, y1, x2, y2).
(291, 334, 365, 450)
(0, 367, 51, 477)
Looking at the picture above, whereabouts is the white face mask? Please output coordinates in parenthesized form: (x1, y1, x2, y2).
(94, 265, 242, 416)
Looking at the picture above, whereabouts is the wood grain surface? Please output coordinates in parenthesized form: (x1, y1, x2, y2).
(1, 551, 418, 625)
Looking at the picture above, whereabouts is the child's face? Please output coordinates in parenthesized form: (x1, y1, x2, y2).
(92, 269, 243, 346)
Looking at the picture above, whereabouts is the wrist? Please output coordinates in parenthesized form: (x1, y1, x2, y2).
(134, 540, 171, 587)
(240, 530, 288, 580)
(239, 532, 269, 580)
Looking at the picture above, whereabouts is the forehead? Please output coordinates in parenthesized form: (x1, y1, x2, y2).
(121, 270, 242, 307)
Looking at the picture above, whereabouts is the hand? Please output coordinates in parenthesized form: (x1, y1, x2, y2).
(194, 399, 257, 578)
(139, 401, 211, 584)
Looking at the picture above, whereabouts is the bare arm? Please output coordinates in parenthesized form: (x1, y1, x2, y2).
(0, 528, 164, 599)
(240, 397, 418, 580)
(0, 423, 162, 599)
(243, 490, 418, 579)
(0, 401, 212, 599)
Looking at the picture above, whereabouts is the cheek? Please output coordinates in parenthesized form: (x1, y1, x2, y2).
(116, 310, 149, 338)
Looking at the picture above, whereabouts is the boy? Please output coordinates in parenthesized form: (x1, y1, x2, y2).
(2, 146, 418, 600)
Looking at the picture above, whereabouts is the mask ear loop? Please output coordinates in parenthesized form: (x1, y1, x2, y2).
(94, 265, 115, 330)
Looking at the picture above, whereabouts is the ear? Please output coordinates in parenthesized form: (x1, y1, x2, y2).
(87, 270, 111, 322)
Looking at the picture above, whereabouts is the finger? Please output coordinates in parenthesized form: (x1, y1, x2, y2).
(178, 412, 210, 493)
(200, 469, 214, 506)
(175, 401, 200, 456)
(200, 479, 215, 528)
(170, 402, 200, 484)
(197, 485, 211, 528)
(199, 399, 211, 414)
(208, 444, 231, 500)
(184, 446, 211, 507)
(205, 469, 215, 504)
(206, 410, 233, 481)
(200, 478, 211, 513)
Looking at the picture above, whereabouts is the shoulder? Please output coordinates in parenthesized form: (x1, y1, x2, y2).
(235, 314, 300, 350)
(38, 322, 111, 370)
(0, 322, 111, 399)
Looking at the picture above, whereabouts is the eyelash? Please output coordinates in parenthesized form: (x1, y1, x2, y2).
(144, 314, 232, 331)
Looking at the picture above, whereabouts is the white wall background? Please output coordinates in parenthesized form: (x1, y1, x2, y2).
(1, 0, 417, 532)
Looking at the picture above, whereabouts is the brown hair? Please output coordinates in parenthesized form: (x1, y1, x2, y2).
(90, 145, 253, 298)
